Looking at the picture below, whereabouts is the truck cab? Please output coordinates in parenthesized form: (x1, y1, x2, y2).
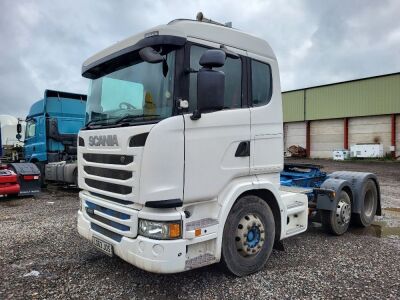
(24, 90, 87, 183)
(77, 17, 380, 276)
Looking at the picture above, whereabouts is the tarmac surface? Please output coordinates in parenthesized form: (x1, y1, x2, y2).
(1, 159, 399, 299)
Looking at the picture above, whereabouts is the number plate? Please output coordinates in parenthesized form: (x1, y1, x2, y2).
(92, 236, 113, 256)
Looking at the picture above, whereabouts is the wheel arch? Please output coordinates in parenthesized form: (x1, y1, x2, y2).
(216, 179, 284, 260)
(239, 189, 282, 245)
(319, 178, 354, 211)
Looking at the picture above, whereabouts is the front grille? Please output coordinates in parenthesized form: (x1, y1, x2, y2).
(90, 192, 134, 205)
(83, 153, 133, 165)
(91, 223, 122, 242)
(85, 178, 132, 195)
(84, 166, 132, 180)
(86, 201, 130, 219)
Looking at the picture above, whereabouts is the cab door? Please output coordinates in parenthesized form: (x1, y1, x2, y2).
(247, 53, 284, 176)
(183, 41, 250, 203)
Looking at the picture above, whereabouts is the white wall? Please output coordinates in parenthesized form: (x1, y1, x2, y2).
(283, 121, 306, 152)
(349, 115, 391, 155)
(310, 119, 344, 158)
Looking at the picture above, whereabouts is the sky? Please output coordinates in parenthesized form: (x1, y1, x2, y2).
(1, 0, 400, 117)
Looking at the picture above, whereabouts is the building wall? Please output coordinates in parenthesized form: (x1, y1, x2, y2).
(284, 122, 306, 151)
(348, 115, 392, 154)
(310, 119, 344, 158)
(305, 74, 400, 120)
(282, 90, 304, 122)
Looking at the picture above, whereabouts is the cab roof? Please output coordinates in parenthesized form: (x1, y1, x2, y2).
(82, 19, 276, 75)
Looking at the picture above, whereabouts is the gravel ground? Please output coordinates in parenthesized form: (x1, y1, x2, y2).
(1, 159, 399, 299)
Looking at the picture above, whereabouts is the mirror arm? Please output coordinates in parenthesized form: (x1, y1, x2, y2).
(184, 68, 198, 74)
(190, 109, 201, 120)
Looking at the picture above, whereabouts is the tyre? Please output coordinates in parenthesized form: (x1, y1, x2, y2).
(321, 190, 351, 236)
(352, 179, 378, 227)
(221, 195, 275, 277)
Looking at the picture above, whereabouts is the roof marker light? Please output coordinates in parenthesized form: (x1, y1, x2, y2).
(144, 31, 159, 38)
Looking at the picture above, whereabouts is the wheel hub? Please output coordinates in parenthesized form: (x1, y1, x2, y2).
(236, 214, 265, 256)
(336, 199, 351, 226)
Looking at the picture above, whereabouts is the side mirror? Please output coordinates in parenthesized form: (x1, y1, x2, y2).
(191, 50, 226, 120)
(17, 123, 22, 134)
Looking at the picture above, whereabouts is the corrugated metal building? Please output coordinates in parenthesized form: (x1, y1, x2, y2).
(282, 72, 400, 159)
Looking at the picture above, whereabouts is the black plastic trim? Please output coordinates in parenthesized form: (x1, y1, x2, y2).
(235, 141, 250, 157)
(82, 35, 187, 79)
(91, 223, 122, 242)
(79, 137, 85, 146)
(90, 192, 134, 205)
(85, 178, 132, 194)
(83, 153, 133, 165)
(145, 199, 183, 208)
(129, 132, 149, 147)
(84, 166, 132, 180)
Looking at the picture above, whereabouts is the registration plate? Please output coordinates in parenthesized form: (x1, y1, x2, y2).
(92, 236, 113, 256)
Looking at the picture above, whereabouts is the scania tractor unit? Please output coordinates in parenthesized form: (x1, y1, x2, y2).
(77, 15, 381, 276)
(24, 90, 87, 185)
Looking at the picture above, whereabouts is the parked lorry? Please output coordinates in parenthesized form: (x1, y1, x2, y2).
(77, 15, 381, 276)
(1, 116, 40, 197)
(24, 90, 87, 185)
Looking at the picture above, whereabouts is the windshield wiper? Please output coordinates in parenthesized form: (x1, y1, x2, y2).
(84, 118, 111, 129)
(113, 114, 161, 125)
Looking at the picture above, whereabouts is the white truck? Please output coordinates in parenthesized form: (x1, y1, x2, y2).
(77, 15, 381, 276)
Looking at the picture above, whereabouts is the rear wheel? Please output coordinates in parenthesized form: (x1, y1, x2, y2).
(321, 190, 351, 235)
(352, 179, 378, 227)
(221, 195, 275, 277)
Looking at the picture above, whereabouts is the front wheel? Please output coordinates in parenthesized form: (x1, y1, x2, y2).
(321, 190, 351, 236)
(221, 195, 275, 277)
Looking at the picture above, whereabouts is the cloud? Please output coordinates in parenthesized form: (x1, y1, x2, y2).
(0, 0, 399, 117)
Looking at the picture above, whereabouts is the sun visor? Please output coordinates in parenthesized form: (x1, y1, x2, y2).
(82, 35, 186, 79)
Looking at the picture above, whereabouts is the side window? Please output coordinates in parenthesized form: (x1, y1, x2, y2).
(26, 120, 36, 138)
(189, 45, 242, 112)
(251, 60, 272, 106)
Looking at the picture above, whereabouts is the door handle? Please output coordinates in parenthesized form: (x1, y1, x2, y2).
(235, 141, 250, 157)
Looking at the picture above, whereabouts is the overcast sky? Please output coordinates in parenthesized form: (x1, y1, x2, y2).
(1, 0, 399, 117)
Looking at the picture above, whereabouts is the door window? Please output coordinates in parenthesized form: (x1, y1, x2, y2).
(251, 60, 272, 106)
(189, 45, 242, 112)
(25, 120, 36, 138)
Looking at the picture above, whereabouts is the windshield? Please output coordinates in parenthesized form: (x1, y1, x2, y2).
(85, 50, 176, 128)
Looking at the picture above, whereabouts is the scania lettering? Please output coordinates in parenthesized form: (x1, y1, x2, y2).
(77, 14, 381, 276)
(88, 135, 119, 147)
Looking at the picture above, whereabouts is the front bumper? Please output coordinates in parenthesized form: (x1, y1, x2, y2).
(78, 210, 186, 273)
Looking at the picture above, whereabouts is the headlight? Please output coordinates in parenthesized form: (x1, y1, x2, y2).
(138, 219, 181, 240)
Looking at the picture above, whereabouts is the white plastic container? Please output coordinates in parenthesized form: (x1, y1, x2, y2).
(333, 150, 350, 160)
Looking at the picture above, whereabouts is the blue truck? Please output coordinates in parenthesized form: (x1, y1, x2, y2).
(24, 90, 87, 185)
